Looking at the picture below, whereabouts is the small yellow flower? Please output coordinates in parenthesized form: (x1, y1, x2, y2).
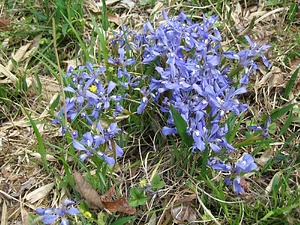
(89, 85, 97, 93)
(140, 179, 147, 188)
(108, 67, 114, 72)
(84, 211, 92, 219)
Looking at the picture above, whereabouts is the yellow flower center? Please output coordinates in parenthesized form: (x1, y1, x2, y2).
(139, 179, 147, 188)
(84, 211, 92, 219)
(89, 85, 97, 93)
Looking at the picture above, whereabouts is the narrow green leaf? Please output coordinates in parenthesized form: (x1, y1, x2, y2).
(111, 217, 135, 225)
(61, 23, 69, 36)
(22, 106, 49, 172)
(270, 103, 296, 121)
(279, 110, 293, 136)
(101, 0, 109, 32)
(284, 66, 300, 99)
(29, 9, 47, 22)
(279, 131, 298, 151)
(287, 3, 298, 27)
(50, 94, 60, 114)
(260, 211, 274, 221)
(227, 113, 244, 143)
(170, 105, 193, 146)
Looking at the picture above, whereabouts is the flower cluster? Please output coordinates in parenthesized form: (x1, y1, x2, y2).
(36, 199, 80, 225)
(53, 62, 124, 165)
(110, 11, 271, 153)
(207, 154, 258, 195)
(53, 11, 270, 196)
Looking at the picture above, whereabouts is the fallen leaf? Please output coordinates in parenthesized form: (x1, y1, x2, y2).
(265, 171, 281, 194)
(11, 178, 37, 197)
(171, 203, 197, 223)
(174, 193, 197, 204)
(147, 212, 157, 225)
(100, 186, 116, 202)
(102, 197, 136, 215)
(0, 64, 18, 83)
(25, 182, 54, 203)
(74, 172, 136, 214)
(73, 171, 104, 209)
(256, 148, 274, 166)
(21, 207, 29, 225)
(170, 190, 198, 223)
(107, 13, 122, 26)
(30, 152, 57, 162)
(0, 18, 10, 31)
(100, 186, 136, 215)
(256, 66, 284, 89)
(6, 43, 31, 72)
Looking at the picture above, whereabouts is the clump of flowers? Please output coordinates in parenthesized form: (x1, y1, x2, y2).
(53, 62, 124, 165)
(53, 11, 271, 195)
(110, 10, 270, 154)
(36, 199, 80, 225)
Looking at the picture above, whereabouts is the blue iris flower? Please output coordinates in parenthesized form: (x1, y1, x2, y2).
(36, 199, 80, 225)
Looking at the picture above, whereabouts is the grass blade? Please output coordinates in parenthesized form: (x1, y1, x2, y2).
(284, 66, 300, 99)
(279, 109, 293, 136)
(170, 105, 193, 147)
(22, 106, 49, 172)
(270, 103, 296, 121)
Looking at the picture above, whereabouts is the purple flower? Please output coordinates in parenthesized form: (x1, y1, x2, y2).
(248, 116, 271, 138)
(72, 128, 120, 165)
(36, 199, 80, 225)
(207, 158, 232, 172)
(245, 35, 271, 68)
(108, 47, 135, 67)
(233, 176, 245, 195)
(224, 178, 232, 186)
(234, 154, 257, 174)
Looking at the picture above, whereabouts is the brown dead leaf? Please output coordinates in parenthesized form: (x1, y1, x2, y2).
(100, 186, 136, 215)
(170, 190, 198, 223)
(268, 68, 285, 89)
(171, 203, 197, 224)
(102, 197, 136, 215)
(256, 66, 285, 89)
(107, 13, 122, 26)
(256, 148, 274, 166)
(6, 43, 31, 72)
(21, 207, 29, 225)
(73, 172, 136, 214)
(174, 193, 196, 204)
(73, 171, 104, 209)
(30, 152, 57, 162)
(0, 18, 10, 31)
(25, 182, 54, 203)
(100, 186, 116, 202)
